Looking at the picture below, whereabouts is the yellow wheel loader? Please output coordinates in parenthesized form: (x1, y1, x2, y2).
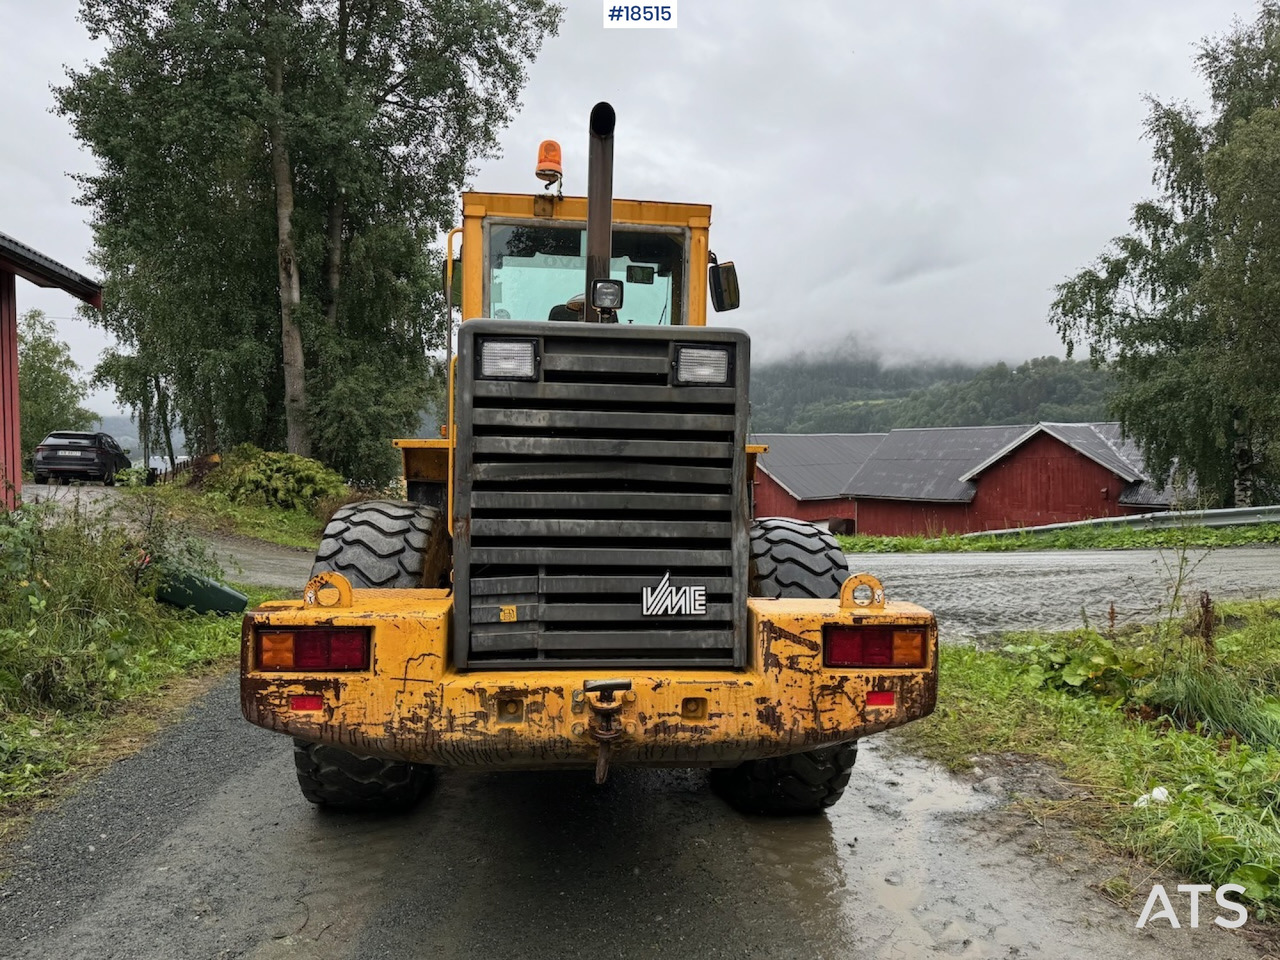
(241, 103, 938, 816)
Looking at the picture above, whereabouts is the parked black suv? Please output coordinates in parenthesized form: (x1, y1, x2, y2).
(32, 432, 131, 485)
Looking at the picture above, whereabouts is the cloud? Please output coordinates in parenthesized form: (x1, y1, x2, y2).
(1, 0, 1255, 414)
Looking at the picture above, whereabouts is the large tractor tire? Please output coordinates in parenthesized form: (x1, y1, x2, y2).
(293, 499, 447, 811)
(748, 517, 851, 599)
(292, 739, 432, 813)
(311, 499, 449, 588)
(712, 517, 857, 815)
(710, 742, 859, 815)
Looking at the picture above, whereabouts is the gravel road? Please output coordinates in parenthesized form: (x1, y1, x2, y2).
(848, 546, 1280, 641)
(6, 485, 1278, 956)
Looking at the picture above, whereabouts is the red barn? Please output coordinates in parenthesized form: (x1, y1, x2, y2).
(752, 433, 884, 533)
(0, 232, 103, 508)
(845, 423, 1172, 536)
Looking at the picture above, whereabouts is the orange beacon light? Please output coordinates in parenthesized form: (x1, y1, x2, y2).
(536, 139, 563, 184)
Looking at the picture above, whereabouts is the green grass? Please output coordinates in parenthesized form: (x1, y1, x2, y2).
(838, 522, 1280, 553)
(902, 599, 1280, 917)
(0, 498, 286, 836)
(125, 483, 325, 550)
(0, 589, 277, 824)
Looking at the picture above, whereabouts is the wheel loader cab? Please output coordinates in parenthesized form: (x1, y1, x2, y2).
(240, 103, 939, 817)
(486, 220, 688, 326)
(458, 193, 716, 328)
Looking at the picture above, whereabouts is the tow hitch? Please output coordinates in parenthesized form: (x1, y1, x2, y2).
(573, 678, 633, 784)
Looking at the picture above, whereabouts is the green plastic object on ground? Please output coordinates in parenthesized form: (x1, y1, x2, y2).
(157, 571, 248, 615)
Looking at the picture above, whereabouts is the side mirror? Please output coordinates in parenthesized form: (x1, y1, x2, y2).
(709, 259, 740, 312)
(441, 257, 463, 306)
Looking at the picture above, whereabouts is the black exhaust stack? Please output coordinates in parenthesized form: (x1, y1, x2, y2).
(584, 102, 616, 324)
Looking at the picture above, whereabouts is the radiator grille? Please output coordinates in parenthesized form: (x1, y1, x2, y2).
(454, 320, 749, 669)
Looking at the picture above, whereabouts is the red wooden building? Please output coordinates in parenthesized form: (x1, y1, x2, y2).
(753, 423, 1173, 537)
(752, 433, 885, 533)
(0, 232, 102, 508)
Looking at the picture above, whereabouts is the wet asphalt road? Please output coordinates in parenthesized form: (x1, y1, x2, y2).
(6, 486, 1277, 957)
(0, 677, 1259, 960)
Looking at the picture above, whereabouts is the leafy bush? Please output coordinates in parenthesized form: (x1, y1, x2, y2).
(0, 494, 251, 809)
(115, 466, 148, 487)
(202, 443, 347, 512)
(1001, 608, 1280, 750)
(0, 495, 222, 716)
(1002, 631, 1151, 698)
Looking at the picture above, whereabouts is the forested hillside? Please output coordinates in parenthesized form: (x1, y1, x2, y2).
(751, 353, 1112, 433)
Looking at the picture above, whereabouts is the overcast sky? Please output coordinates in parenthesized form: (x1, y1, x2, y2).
(0, 0, 1257, 413)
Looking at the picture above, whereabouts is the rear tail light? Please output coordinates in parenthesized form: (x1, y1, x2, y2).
(824, 625, 927, 668)
(255, 628, 371, 671)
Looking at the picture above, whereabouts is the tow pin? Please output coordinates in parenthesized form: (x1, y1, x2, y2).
(581, 678, 632, 784)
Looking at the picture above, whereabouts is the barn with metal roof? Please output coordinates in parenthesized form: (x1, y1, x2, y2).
(751, 433, 885, 532)
(751, 422, 1177, 536)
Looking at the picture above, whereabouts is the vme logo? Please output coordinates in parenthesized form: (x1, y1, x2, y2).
(641, 572, 707, 616)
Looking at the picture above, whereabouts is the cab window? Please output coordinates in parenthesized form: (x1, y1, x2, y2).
(487, 223, 685, 325)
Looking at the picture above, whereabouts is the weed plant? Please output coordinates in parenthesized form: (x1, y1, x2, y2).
(137, 446, 405, 550)
(905, 599, 1280, 915)
(0, 494, 248, 811)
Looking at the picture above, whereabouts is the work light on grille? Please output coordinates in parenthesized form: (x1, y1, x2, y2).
(479, 339, 538, 379)
(675, 346, 730, 384)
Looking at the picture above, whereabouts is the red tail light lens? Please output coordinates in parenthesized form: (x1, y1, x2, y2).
(824, 626, 927, 668)
(255, 628, 371, 671)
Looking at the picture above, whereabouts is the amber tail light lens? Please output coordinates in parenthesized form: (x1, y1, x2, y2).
(824, 626, 927, 668)
(255, 628, 371, 671)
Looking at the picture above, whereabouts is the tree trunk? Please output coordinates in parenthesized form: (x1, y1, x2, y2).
(140, 390, 151, 471)
(154, 374, 178, 475)
(325, 193, 344, 328)
(1232, 414, 1254, 508)
(324, 0, 348, 330)
(200, 403, 217, 457)
(268, 55, 310, 457)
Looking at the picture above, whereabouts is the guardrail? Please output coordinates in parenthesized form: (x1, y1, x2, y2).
(968, 504, 1280, 539)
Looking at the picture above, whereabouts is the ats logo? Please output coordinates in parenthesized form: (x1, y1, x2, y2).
(642, 572, 707, 616)
(1136, 883, 1249, 929)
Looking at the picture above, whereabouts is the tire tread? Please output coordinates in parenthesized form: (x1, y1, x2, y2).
(711, 743, 859, 815)
(292, 739, 432, 811)
(310, 499, 440, 588)
(748, 517, 850, 600)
